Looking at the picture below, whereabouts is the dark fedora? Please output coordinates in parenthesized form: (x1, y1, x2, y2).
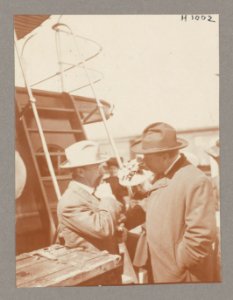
(131, 122, 188, 154)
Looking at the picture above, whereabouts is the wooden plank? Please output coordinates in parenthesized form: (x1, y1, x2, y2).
(28, 128, 83, 133)
(16, 248, 122, 287)
(16, 245, 78, 270)
(17, 250, 88, 286)
(18, 254, 121, 287)
(32, 107, 75, 113)
(42, 175, 72, 181)
(51, 257, 121, 287)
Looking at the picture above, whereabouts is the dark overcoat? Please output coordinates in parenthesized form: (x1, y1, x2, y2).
(146, 155, 218, 283)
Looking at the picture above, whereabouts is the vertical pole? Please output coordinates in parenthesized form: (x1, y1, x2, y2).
(14, 30, 61, 240)
(54, 26, 65, 92)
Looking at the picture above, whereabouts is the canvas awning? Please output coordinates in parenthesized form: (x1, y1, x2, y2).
(14, 15, 50, 40)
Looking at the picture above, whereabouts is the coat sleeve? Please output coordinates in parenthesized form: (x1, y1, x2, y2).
(176, 177, 217, 270)
(60, 195, 122, 240)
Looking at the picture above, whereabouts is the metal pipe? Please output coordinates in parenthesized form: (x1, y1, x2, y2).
(54, 28, 65, 92)
(67, 26, 133, 196)
(14, 30, 61, 240)
(30, 58, 101, 88)
(71, 33, 123, 167)
(51, 24, 123, 164)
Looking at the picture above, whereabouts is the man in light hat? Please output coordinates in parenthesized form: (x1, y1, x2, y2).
(131, 122, 218, 283)
(57, 140, 122, 255)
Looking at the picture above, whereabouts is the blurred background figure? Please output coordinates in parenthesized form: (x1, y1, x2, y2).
(182, 151, 200, 167)
(206, 139, 220, 165)
(206, 140, 220, 211)
(15, 150, 27, 199)
(206, 139, 220, 282)
(104, 157, 129, 209)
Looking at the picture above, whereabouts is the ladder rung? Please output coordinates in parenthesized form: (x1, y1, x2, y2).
(42, 175, 72, 181)
(36, 107, 75, 113)
(20, 106, 76, 113)
(35, 152, 65, 156)
(28, 128, 83, 133)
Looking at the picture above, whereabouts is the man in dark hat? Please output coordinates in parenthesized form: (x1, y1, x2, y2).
(131, 122, 218, 283)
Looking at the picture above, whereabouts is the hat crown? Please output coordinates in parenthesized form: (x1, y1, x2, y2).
(61, 140, 107, 168)
(65, 140, 98, 162)
(142, 122, 178, 150)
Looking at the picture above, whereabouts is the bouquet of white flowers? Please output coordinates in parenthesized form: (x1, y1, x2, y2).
(118, 159, 153, 188)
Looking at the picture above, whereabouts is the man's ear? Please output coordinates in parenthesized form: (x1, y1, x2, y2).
(162, 152, 170, 162)
(76, 167, 85, 178)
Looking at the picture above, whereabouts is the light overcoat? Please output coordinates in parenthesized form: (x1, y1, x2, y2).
(146, 155, 218, 283)
(57, 181, 121, 254)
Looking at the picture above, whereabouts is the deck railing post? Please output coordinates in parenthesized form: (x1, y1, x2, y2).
(14, 30, 61, 241)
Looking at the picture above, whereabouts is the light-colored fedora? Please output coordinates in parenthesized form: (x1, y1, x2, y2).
(60, 140, 108, 169)
(131, 122, 188, 154)
(206, 139, 219, 158)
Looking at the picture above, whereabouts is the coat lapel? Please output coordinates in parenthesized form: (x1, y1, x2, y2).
(166, 154, 191, 179)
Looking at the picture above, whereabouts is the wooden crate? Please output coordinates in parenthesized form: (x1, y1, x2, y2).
(16, 244, 123, 287)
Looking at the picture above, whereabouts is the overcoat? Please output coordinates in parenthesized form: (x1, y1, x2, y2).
(57, 181, 121, 254)
(146, 155, 218, 283)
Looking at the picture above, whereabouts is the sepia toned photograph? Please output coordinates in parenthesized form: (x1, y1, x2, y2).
(15, 14, 220, 287)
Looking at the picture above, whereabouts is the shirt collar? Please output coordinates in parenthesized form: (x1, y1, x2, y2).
(72, 181, 94, 194)
(164, 154, 181, 176)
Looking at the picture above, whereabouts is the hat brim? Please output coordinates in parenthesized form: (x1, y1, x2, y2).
(131, 138, 188, 154)
(60, 158, 108, 169)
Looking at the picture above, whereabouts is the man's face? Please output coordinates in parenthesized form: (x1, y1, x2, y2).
(143, 152, 167, 174)
(108, 165, 119, 177)
(83, 164, 102, 187)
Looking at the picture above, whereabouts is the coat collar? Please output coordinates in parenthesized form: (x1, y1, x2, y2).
(164, 154, 181, 175)
(150, 177, 170, 192)
(71, 180, 94, 194)
(148, 154, 191, 195)
(165, 153, 191, 179)
(68, 180, 100, 201)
